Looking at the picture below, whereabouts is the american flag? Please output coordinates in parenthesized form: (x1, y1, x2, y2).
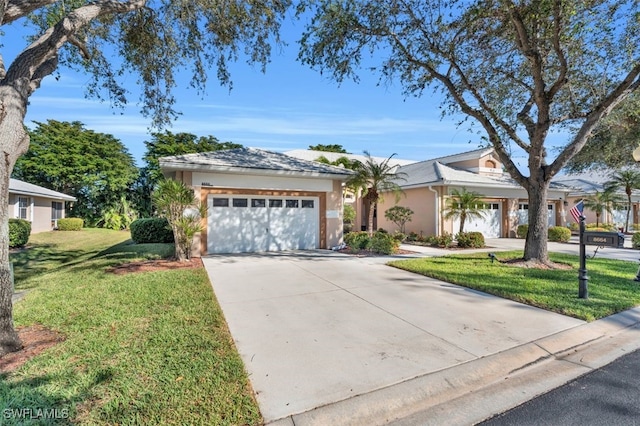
(569, 200, 584, 223)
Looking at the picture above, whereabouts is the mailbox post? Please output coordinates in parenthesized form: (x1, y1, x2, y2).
(578, 216, 588, 299)
(578, 220, 625, 299)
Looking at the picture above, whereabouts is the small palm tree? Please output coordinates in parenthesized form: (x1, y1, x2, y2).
(348, 152, 406, 235)
(604, 169, 640, 232)
(582, 188, 624, 228)
(153, 179, 206, 261)
(444, 188, 487, 234)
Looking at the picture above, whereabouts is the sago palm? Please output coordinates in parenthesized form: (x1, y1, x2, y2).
(582, 188, 624, 228)
(347, 152, 406, 235)
(444, 188, 487, 234)
(604, 169, 640, 232)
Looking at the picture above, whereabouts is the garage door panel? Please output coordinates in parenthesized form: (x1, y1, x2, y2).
(452, 203, 501, 238)
(208, 195, 319, 254)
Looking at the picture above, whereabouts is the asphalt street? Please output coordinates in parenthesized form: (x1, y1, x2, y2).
(480, 348, 640, 426)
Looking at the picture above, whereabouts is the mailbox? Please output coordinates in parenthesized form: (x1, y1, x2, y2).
(581, 231, 625, 248)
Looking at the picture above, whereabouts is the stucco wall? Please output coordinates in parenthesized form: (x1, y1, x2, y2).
(376, 187, 438, 236)
(9, 194, 68, 234)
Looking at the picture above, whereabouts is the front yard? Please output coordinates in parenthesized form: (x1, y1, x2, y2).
(2, 229, 261, 425)
(389, 251, 640, 322)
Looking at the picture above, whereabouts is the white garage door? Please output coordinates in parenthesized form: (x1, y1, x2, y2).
(517, 204, 556, 227)
(208, 195, 319, 254)
(453, 202, 501, 238)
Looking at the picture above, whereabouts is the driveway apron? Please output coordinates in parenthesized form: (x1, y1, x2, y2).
(202, 251, 584, 423)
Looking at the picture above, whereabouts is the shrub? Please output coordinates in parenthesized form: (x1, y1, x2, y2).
(569, 222, 579, 233)
(516, 224, 528, 239)
(9, 218, 31, 248)
(548, 226, 571, 242)
(632, 233, 640, 249)
(130, 218, 175, 244)
(57, 218, 84, 231)
(343, 204, 355, 233)
(429, 232, 454, 248)
(384, 205, 414, 233)
(456, 231, 485, 248)
(344, 231, 370, 250)
(392, 232, 406, 243)
(369, 231, 400, 255)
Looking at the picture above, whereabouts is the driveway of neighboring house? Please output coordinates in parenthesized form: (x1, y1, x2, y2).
(202, 247, 585, 423)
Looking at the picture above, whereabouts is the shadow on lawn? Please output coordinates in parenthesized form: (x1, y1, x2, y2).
(0, 367, 114, 425)
(10, 245, 87, 287)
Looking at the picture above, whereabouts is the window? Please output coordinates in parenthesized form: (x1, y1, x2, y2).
(548, 204, 554, 210)
(51, 201, 63, 220)
(485, 160, 497, 168)
(251, 199, 266, 208)
(269, 199, 283, 208)
(301, 200, 314, 208)
(286, 199, 299, 208)
(233, 198, 248, 207)
(18, 197, 28, 220)
(212, 198, 229, 207)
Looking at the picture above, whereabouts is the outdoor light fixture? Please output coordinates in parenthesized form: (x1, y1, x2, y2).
(488, 253, 496, 264)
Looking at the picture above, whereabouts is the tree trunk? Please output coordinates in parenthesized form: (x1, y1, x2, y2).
(367, 202, 375, 236)
(626, 194, 632, 233)
(0, 86, 31, 356)
(523, 181, 550, 263)
(459, 212, 466, 234)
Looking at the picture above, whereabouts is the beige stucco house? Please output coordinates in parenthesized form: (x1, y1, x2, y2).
(9, 178, 76, 233)
(159, 148, 353, 255)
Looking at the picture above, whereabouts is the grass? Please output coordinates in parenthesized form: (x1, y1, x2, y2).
(389, 251, 640, 322)
(3, 229, 261, 425)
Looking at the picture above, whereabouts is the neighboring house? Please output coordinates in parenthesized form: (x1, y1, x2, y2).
(159, 148, 353, 255)
(9, 178, 76, 233)
(372, 148, 574, 237)
(554, 174, 640, 228)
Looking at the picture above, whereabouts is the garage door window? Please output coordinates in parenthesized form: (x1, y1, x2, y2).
(301, 200, 314, 208)
(269, 199, 283, 208)
(251, 199, 266, 208)
(233, 198, 248, 207)
(213, 198, 229, 207)
(286, 200, 299, 208)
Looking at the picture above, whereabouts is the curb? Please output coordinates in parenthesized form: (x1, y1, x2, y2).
(267, 307, 640, 426)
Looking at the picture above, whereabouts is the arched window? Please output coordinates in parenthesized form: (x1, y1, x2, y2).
(485, 160, 497, 169)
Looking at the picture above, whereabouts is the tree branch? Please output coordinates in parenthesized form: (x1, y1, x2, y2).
(4, 0, 146, 97)
(549, 64, 640, 177)
(546, 0, 568, 100)
(2, 0, 58, 25)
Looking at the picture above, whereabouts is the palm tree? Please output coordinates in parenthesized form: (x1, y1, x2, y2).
(153, 179, 206, 261)
(582, 188, 624, 228)
(604, 169, 640, 232)
(348, 152, 406, 235)
(443, 188, 488, 234)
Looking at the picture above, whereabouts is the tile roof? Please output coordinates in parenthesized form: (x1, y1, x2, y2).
(427, 147, 495, 165)
(159, 148, 354, 178)
(285, 149, 416, 167)
(10, 179, 76, 201)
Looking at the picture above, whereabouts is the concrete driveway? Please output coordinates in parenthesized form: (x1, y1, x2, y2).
(202, 250, 585, 423)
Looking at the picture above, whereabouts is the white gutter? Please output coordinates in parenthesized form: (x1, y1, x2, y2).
(428, 186, 439, 236)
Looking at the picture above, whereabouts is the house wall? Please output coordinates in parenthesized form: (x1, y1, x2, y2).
(376, 187, 438, 236)
(174, 171, 344, 255)
(9, 193, 68, 233)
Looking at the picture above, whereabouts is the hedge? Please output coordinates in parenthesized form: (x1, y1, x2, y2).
(516, 224, 528, 239)
(548, 226, 571, 243)
(456, 231, 485, 248)
(57, 218, 84, 231)
(369, 231, 400, 255)
(9, 218, 31, 248)
(130, 218, 175, 244)
(632, 233, 640, 249)
(344, 231, 370, 250)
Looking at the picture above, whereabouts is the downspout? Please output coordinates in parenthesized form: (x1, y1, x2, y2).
(428, 186, 439, 236)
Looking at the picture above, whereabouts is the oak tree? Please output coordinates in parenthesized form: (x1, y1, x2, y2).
(297, 0, 640, 265)
(0, 0, 289, 355)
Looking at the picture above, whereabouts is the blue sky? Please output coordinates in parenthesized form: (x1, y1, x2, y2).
(5, 16, 538, 168)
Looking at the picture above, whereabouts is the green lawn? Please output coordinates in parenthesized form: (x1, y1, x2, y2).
(389, 251, 640, 322)
(3, 229, 261, 425)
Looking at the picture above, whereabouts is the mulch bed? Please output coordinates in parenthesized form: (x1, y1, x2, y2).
(338, 248, 418, 257)
(107, 257, 204, 274)
(0, 325, 65, 374)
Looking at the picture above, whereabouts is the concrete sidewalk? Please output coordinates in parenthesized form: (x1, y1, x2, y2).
(200, 247, 640, 425)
